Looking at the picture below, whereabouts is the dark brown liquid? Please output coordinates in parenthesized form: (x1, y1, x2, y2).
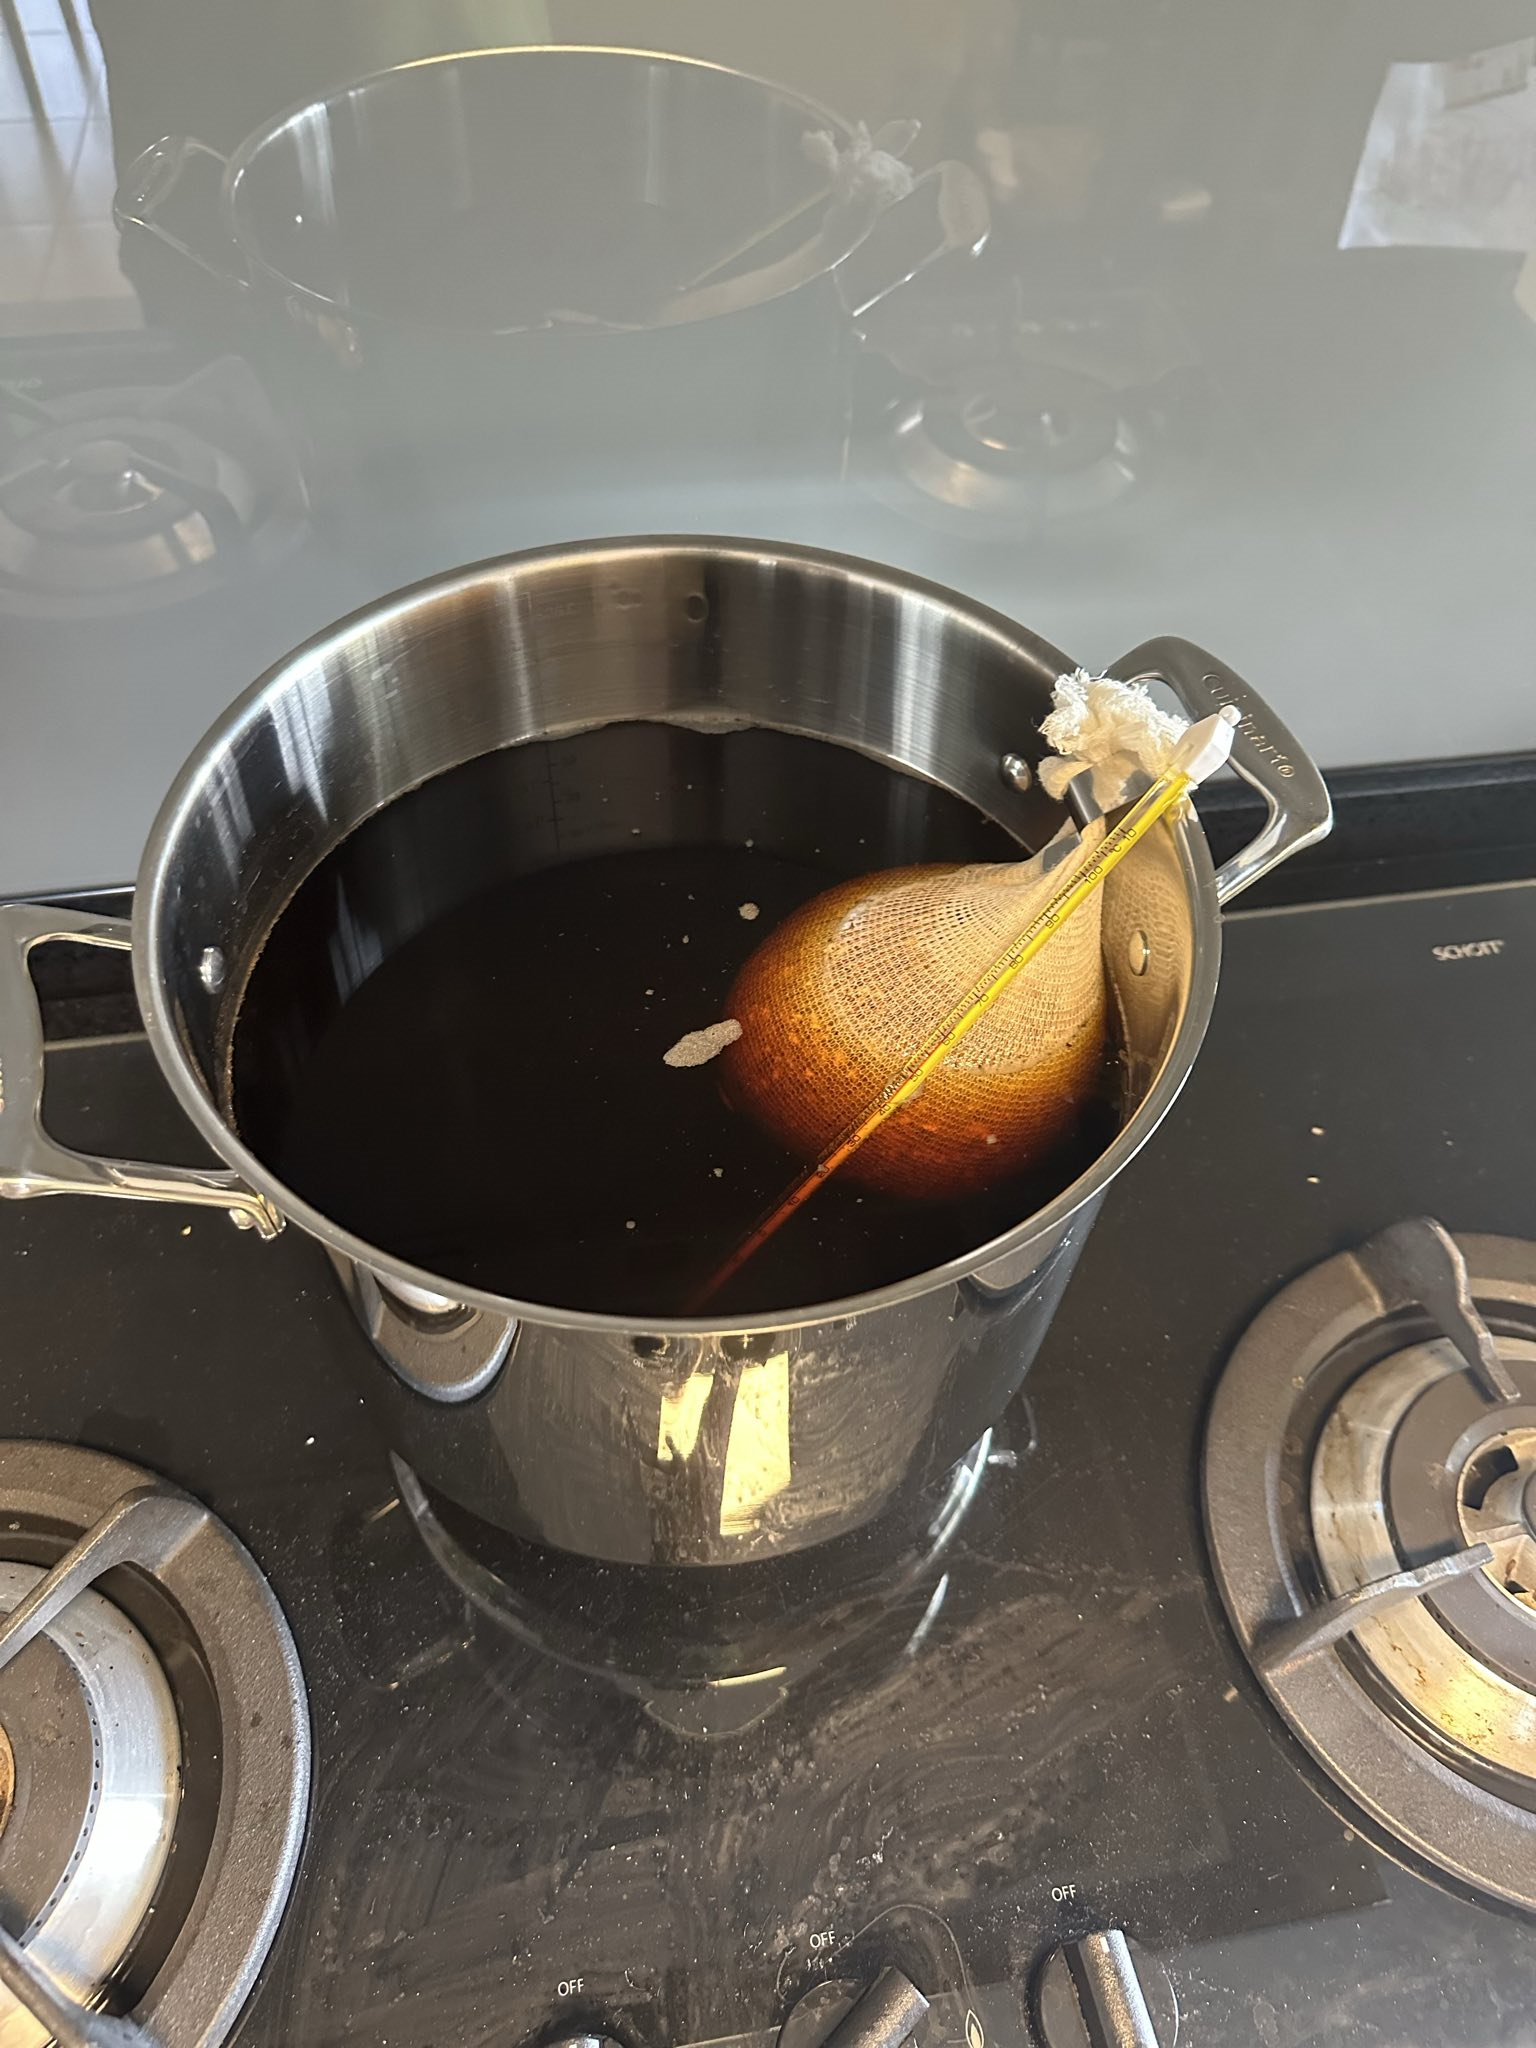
(232, 726, 1120, 1317)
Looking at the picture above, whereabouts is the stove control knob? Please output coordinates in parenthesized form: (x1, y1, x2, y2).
(1033, 1932, 1177, 2047)
(779, 1970, 930, 2048)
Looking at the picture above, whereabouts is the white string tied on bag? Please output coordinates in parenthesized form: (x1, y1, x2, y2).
(1038, 669, 1189, 807)
(802, 121, 918, 207)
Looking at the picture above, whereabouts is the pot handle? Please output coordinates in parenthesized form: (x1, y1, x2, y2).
(1107, 637, 1332, 905)
(113, 135, 249, 289)
(834, 158, 991, 322)
(0, 904, 281, 1237)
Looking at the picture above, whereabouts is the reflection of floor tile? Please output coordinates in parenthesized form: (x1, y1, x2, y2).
(0, 219, 51, 298)
(0, 28, 102, 121)
(0, 114, 79, 223)
(66, 113, 113, 212)
(0, 43, 35, 121)
(40, 214, 127, 298)
(11, 0, 92, 30)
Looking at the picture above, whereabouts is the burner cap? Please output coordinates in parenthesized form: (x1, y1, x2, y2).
(1460, 1431, 1536, 1609)
(931, 377, 1123, 473)
(868, 366, 1141, 534)
(0, 1560, 180, 2015)
(1312, 1339, 1536, 1768)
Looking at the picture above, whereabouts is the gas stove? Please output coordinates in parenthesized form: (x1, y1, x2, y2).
(1, 823, 1534, 2043)
(853, 284, 1209, 539)
(1209, 1218, 1536, 1917)
(0, 355, 307, 621)
(0, 1444, 307, 2045)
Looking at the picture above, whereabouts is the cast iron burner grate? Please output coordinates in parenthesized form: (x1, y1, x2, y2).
(0, 1442, 309, 2043)
(1205, 1219, 1536, 1910)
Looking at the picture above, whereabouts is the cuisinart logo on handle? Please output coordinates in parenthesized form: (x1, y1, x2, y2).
(1432, 939, 1506, 960)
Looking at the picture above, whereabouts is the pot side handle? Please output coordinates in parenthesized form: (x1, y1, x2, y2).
(0, 904, 281, 1237)
(1106, 637, 1333, 905)
(113, 135, 249, 289)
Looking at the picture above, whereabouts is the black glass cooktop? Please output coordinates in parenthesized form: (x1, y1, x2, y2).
(3, 874, 1535, 2045)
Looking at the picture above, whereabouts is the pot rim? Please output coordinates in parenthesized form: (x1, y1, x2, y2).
(218, 45, 874, 339)
(134, 534, 1223, 1337)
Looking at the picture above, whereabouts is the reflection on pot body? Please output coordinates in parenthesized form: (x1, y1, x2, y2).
(342, 1221, 1091, 1563)
(0, 540, 1329, 1565)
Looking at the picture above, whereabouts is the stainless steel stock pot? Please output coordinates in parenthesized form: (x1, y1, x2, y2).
(0, 539, 1330, 1564)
